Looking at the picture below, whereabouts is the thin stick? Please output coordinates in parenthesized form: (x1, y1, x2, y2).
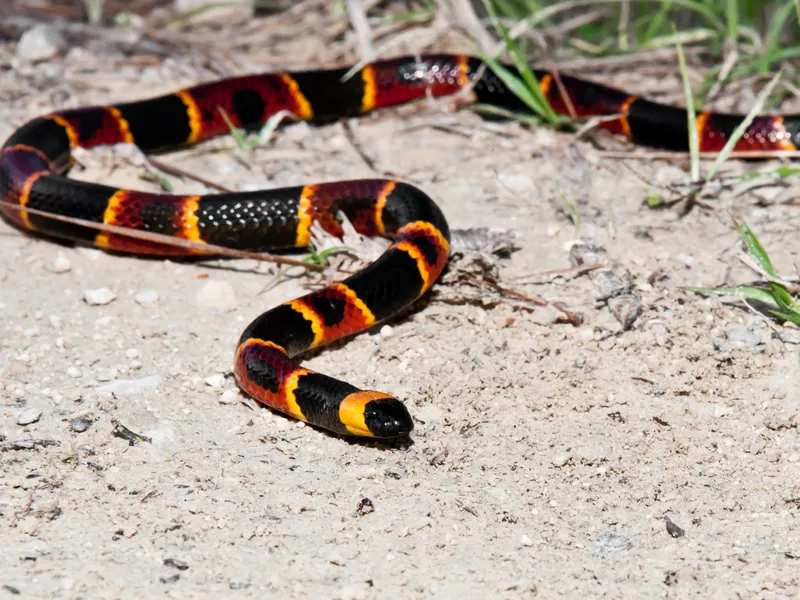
(546, 65, 578, 120)
(509, 262, 605, 281)
(146, 157, 234, 193)
(596, 149, 800, 160)
(1, 201, 339, 272)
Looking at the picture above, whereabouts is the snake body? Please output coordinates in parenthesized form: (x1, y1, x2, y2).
(2, 55, 797, 437)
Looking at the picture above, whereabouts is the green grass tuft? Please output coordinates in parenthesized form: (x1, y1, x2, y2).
(686, 217, 800, 325)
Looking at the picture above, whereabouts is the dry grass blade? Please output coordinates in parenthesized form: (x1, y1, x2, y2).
(738, 253, 800, 294)
(345, 0, 375, 58)
(436, 0, 494, 51)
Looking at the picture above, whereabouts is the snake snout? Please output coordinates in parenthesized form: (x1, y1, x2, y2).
(363, 397, 414, 438)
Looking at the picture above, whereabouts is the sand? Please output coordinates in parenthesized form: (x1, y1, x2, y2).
(1, 7, 799, 599)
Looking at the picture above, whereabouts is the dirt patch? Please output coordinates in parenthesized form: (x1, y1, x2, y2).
(1, 9, 799, 599)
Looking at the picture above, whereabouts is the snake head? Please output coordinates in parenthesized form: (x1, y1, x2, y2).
(339, 391, 414, 438)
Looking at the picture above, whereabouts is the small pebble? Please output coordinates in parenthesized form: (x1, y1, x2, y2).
(71, 418, 92, 433)
(164, 557, 189, 571)
(229, 579, 251, 590)
(84, 287, 116, 306)
(195, 280, 237, 311)
(219, 389, 240, 404)
(595, 532, 633, 553)
(16, 24, 67, 62)
(677, 253, 694, 268)
(380, 325, 393, 339)
(520, 535, 533, 547)
(51, 251, 72, 273)
(125, 348, 140, 359)
(134, 290, 159, 306)
(204, 374, 226, 388)
(551, 453, 572, 467)
(67, 366, 81, 378)
(17, 407, 42, 426)
(725, 325, 761, 350)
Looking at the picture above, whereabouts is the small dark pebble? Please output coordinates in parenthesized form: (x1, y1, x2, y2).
(3, 585, 20, 595)
(160, 574, 180, 584)
(664, 515, 685, 538)
(87, 461, 104, 473)
(71, 418, 92, 433)
(664, 571, 678, 586)
(354, 497, 375, 517)
(164, 558, 189, 571)
(229, 580, 251, 590)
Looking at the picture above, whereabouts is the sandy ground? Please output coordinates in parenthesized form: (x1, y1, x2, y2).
(1, 7, 800, 599)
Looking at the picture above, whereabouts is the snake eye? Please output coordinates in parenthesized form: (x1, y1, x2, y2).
(363, 398, 414, 438)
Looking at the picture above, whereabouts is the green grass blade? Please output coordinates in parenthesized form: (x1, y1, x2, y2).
(675, 40, 700, 182)
(735, 218, 777, 277)
(734, 218, 800, 312)
(770, 309, 800, 325)
(479, 0, 560, 125)
(475, 51, 553, 122)
(725, 0, 738, 42)
(684, 285, 781, 307)
(732, 166, 800, 181)
(760, 0, 797, 72)
(704, 69, 783, 181)
(470, 103, 543, 125)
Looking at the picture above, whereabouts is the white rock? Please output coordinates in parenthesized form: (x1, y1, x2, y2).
(380, 325, 393, 339)
(204, 374, 226, 388)
(17, 407, 42, 426)
(520, 535, 533, 547)
(66, 366, 81, 378)
(51, 251, 72, 273)
(134, 290, 159, 306)
(219, 389, 240, 404)
(16, 24, 67, 63)
(125, 348, 140, 359)
(84, 287, 116, 306)
(195, 280, 237, 311)
(551, 453, 572, 467)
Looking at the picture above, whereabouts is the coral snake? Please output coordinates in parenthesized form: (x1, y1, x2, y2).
(1, 54, 798, 439)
